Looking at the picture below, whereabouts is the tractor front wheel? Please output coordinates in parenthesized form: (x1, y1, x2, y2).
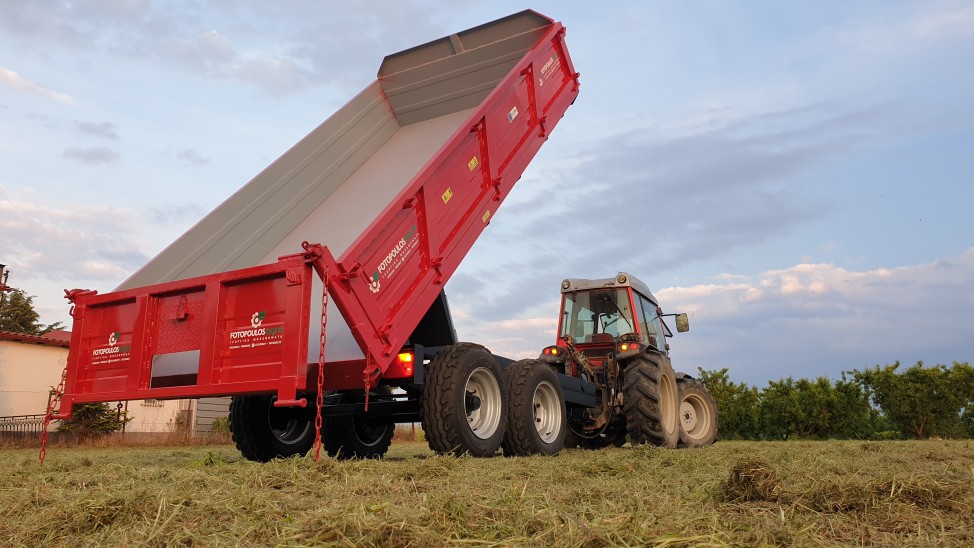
(676, 377, 719, 447)
(502, 359, 566, 456)
(230, 395, 315, 462)
(622, 353, 680, 448)
(421, 343, 507, 457)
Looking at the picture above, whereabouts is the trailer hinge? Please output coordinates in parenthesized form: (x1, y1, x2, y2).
(431, 257, 445, 285)
(362, 353, 381, 412)
(402, 197, 418, 209)
(339, 262, 363, 285)
(491, 177, 503, 201)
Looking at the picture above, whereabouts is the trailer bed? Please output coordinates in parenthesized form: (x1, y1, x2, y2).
(55, 10, 580, 417)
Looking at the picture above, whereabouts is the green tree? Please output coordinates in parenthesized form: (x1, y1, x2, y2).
(853, 361, 974, 439)
(57, 403, 130, 438)
(831, 373, 878, 439)
(0, 289, 63, 335)
(698, 367, 761, 439)
(759, 375, 875, 440)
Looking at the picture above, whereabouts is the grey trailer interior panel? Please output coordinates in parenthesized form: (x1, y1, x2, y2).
(117, 10, 555, 362)
(118, 83, 397, 290)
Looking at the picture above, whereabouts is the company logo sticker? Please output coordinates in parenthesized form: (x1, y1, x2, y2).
(468, 156, 479, 171)
(370, 225, 420, 293)
(91, 329, 131, 365)
(228, 311, 284, 351)
(507, 106, 518, 123)
(441, 187, 454, 204)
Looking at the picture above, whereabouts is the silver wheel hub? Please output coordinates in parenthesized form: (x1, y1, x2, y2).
(681, 401, 698, 431)
(532, 380, 562, 444)
(465, 367, 502, 439)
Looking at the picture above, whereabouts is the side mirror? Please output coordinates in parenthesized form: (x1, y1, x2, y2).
(675, 313, 690, 333)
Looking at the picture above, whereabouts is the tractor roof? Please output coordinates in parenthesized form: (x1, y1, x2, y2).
(560, 273, 658, 306)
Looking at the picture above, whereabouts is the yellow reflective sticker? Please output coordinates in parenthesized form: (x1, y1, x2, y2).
(442, 187, 454, 204)
(482, 210, 491, 223)
(468, 156, 479, 171)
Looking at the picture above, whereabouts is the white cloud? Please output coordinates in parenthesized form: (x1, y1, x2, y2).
(830, 3, 974, 53)
(74, 120, 119, 140)
(63, 146, 120, 165)
(0, 197, 149, 283)
(0, 67, 75, 104)
(177, 148, 210, 166)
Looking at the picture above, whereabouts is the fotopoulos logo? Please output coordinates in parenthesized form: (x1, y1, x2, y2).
(369, 271, 381, 293)
(251, 311, 265, 328)
(92, 330, 131, 357)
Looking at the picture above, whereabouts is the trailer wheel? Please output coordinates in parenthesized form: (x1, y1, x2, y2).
(676, 377, 719, 447)
(324, 388, 395, 459)
(421, 343, 507, 457)
(230, 395, 314, 462)
(501, 359, 566, 456)
(622, 353, 680, 448)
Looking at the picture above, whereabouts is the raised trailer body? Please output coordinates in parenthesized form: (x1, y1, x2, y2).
(55, 10, 580, 420)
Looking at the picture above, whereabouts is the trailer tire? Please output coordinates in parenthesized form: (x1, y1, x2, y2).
(676, 377, 719, 447)
(622, 353, 680, 448)
(501, 359, 566, 456)
(421, 343, 507, 457)
(230, 395, 315, 462)
(324, 388, 395, 459)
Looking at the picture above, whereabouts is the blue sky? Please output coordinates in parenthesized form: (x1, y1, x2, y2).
(1, 1, 972, 385)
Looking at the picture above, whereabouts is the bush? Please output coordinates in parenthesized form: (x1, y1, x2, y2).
(211, 416, 231, 436)
(57, 403, 130, 439)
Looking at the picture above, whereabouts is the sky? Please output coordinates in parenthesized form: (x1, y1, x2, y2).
(1, 1, 972, 386)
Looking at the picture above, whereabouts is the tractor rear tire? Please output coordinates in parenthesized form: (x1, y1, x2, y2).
(421, 343, 507, 457)
(230, 395, 315, 462)
(622, 353, 680, 448)
(324, 388, 395, 459)
(676, 377, 719, 447)
(501, 359, 567, 456)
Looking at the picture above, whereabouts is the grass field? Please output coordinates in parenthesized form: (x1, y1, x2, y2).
(2, 439, 972, 546)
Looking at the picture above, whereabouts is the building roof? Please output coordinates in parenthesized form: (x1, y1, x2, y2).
(0, 329, 71, 349)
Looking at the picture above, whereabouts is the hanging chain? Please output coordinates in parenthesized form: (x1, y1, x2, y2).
(363, 353, 375, 412)
(39, 365, 68, 465)
(313, 268, 328, 463)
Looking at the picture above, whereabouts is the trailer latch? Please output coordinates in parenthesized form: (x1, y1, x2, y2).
(169, 294, 191, 322)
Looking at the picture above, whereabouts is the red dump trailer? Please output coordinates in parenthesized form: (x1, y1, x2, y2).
(53, 10, 585, 460)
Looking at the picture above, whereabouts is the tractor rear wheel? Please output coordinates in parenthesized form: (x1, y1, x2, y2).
(502, 359, 566, 456)
(622, 353, 680, 448)
(676, 377, 719, 447)
(421, 343, 507, 457)
(324, 388, 395, 459)
(230, 395, 315, 462)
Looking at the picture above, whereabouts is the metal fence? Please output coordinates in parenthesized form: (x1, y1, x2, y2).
(0, 391, 51, 439)
(0, 414, 46, 439)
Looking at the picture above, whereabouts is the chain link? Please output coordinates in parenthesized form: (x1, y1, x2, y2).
(313, 269, 328, 463)
(39, 366, 68, 465)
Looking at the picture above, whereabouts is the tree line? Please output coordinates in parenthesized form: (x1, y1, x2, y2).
(699, 361, 974, 440)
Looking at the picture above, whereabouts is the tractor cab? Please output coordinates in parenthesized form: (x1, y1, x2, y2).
(545, 273, 689, 372)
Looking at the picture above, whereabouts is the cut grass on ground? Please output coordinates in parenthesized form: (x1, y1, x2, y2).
(2, 440, 972, 546)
